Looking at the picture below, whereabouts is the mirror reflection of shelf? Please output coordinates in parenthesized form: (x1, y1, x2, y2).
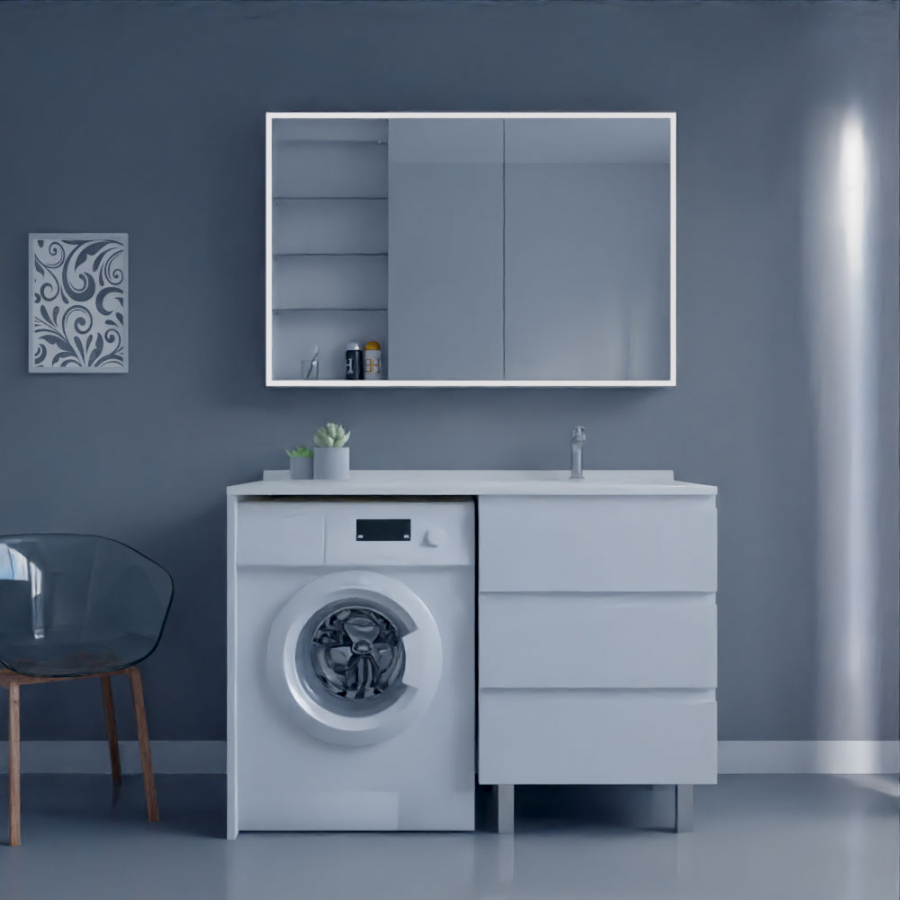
(274, 135, 387, 198)
(274, 119, 388, 143)
(272, 308, 387, 381)
(273, 254, 388, 311)
(270, 117, 390, 383)
(272, 199, 387, 256)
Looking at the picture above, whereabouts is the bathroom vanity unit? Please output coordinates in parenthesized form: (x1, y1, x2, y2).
(227, 470, 717, 834)
(266, 113, 676, 387)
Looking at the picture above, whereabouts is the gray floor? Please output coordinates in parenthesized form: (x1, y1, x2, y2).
(0, 775, 897, 900)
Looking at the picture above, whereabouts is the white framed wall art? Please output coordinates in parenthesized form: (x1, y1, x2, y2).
(29, 233, 128, 373)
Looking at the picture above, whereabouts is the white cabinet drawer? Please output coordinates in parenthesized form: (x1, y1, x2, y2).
(478, 690, 717, 785)
(479, 496, 717, 593)
(479, 593, 716, 689)
(236, 502, 324, 567)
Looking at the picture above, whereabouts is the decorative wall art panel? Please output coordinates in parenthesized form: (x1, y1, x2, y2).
(29, 233, 128, 373)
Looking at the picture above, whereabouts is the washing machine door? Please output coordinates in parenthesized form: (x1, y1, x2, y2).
(266, 571, 443, 747)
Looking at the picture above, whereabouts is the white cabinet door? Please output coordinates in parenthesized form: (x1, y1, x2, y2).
(478, 690, 717, 785)
(503, 117, 673, 382)
(479, 495, 717, 593)
(236, 502, 324, 567)
(388, 119, 505, 380)
(479, 593, 716, 689)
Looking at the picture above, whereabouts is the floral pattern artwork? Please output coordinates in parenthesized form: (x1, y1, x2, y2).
(29, 234, 128, 373)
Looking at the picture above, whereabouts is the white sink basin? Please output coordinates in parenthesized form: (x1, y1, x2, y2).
(478, 469, 677, 484)
(241, 469, 716, 497)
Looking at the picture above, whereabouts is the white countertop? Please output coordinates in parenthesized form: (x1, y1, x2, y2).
(227, 470, 717, 497)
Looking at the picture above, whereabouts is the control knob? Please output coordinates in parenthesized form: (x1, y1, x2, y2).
(423, 528, 446, 548)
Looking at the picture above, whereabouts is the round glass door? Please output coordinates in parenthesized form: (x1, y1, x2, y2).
(308, 606, 406, 704)
(267, 571, 442, 746)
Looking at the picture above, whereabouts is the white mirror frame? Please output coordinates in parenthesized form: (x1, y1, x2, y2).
(265, 111, 676, 388)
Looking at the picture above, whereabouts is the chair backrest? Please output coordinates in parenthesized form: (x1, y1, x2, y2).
(0, 534, 173, 676)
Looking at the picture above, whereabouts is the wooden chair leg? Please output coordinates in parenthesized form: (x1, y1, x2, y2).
(127, 667, 158, 822)
(101, 675, 122, 785)
(8, 681, 21, 846)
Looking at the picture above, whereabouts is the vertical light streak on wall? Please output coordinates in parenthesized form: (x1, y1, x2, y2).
(804, 108, 879, 760)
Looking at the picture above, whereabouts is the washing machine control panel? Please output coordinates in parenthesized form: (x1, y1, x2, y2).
(317, 502, 474, 567)
(356, 519, 411, 542)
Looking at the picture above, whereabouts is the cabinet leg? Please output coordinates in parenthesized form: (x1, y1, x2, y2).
(675, 784, 693, 833)
(495, 784, 514, 834)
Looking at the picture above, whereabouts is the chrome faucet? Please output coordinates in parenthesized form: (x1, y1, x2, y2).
(570, 426, 586, 480)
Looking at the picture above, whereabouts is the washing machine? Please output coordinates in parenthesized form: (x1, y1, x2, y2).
(228, 499, 475, 833)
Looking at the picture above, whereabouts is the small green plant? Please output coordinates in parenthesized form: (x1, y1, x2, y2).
(285, 445, 313, 458)
(314, 423, 350, 448)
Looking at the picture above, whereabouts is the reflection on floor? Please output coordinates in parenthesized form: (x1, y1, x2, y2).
(0, 775, 897, 900)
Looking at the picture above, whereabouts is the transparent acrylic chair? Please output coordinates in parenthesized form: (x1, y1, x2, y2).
(0, 534, 173, 845)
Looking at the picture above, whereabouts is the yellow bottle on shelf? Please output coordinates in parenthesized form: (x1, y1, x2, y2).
(363, 341, 383, 380)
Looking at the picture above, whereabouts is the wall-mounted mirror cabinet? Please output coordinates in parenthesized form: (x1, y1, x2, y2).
(266, 113, 676, 387)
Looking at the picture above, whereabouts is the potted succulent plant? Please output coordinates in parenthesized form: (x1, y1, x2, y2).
(285, 445, 313, 480)
(313, 423, 351, 480)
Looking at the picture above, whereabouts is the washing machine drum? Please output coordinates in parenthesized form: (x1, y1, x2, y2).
(267, 571, 443, 746)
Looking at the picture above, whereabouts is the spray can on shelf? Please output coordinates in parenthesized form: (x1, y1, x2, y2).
(345, 342, 362, 380)
(363, 342, 383, 380)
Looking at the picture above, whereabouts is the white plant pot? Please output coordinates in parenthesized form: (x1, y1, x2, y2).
(314, 446, 350, 480)
(289, 456, 313, 480)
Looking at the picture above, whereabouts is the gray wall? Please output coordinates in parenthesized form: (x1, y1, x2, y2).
(0, 0, 896, 743)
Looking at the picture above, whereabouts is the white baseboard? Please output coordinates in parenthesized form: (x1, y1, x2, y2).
(0, 741, 224, 775)
(718, 741, 900, 775)
(0, 740, 896, 776)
